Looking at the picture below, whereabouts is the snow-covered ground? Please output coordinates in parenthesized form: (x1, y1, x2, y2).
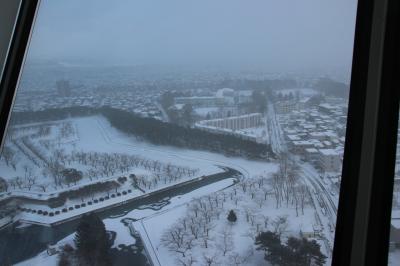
(4, 114, 336, 266)
(144, 170, 328, 266)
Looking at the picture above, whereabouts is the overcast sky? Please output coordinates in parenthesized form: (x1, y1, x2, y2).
(27, 0, 358, 72)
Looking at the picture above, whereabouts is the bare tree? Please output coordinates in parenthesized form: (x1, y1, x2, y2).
(298, 184, 309, 215)
(202, 253, 219, 266)
(161, 225, 193, 257)
(272, 215, 289, 239)
(217, 227, 234, 256)
(230, 247, 254, 266)
(269, 173, 282, 208)
(177, 255, 196, 266)
(26, 175, 37, 191)
(262, 215, 270, 230)
(13, 176, 24, 189)
(37, 184, 49, 192)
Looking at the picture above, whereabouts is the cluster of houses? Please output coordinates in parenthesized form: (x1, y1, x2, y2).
(279, 98, 348, 174)
(13, 82, 164, 119)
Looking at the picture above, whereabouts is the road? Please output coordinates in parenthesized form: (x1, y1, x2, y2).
(266, 102, 287, 154)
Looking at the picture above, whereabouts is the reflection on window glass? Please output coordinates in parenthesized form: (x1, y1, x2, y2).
(389, 111, 400, 265)
(0, 0, 357, 265)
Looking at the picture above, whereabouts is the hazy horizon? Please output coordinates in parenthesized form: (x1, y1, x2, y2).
(26, 0, 358, 74)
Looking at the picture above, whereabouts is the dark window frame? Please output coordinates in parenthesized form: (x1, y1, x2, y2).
(0, 0, 399, 265)
(333, 0, 400, 265)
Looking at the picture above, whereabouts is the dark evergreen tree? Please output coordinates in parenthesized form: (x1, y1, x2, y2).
(182, 104, 194, 126)
(74, 213, 112, 266)
(255, 231, 282, 263)
(255, 231, 327, 266)
(62, 168, 83, 185)
(58, 252, 70, 266)
(251, 90, 267, 113)
(2, 255, 12, 266)
(227, 210, 237, 223)
(296, 237, 327, 266)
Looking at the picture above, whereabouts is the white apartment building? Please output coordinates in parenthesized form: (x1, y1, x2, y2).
(174, 96, 229, 107)
(275, 100, 297, 114)
(196, 113, 262, 131)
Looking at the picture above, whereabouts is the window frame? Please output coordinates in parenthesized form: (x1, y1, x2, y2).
(0, 0, 399, 265)
(332, 0, 400, 265)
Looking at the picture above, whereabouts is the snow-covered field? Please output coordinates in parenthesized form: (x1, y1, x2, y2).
(3, 115, 334, 266)
(1, 115, 278, 195)
(0, 116, 220, 197)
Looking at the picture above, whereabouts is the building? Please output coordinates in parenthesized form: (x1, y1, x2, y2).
(196, 113, 262, 131)
(305, 148, 320, 165)
(318, 103, 337, 115)
(275, 100, 297, 114)
(318, 148, 343, 172)
(216, 88, 235, 97)
(174, 96, 229, 107)
(290, 140, 314, 156)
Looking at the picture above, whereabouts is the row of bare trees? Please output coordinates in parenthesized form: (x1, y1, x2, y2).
(268, 156, 310, 216)
(161, 195, 231, 265)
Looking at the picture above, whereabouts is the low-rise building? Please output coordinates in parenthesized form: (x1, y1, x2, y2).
(275, 100, 297, 114)
(318, 148, 343, 172)
(175, 96, 229, 107)
(305, 148, 320, 165)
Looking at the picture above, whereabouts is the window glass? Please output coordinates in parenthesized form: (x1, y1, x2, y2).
(0, 1, 357, 265)
(388, 110, 400, 265)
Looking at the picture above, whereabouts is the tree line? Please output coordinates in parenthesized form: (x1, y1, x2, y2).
(100, 107, 274, 160)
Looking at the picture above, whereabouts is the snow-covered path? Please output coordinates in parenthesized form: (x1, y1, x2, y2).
(296, 161, 339, 258)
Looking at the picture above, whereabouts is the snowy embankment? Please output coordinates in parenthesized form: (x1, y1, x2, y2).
(16, 178, 237, 266)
